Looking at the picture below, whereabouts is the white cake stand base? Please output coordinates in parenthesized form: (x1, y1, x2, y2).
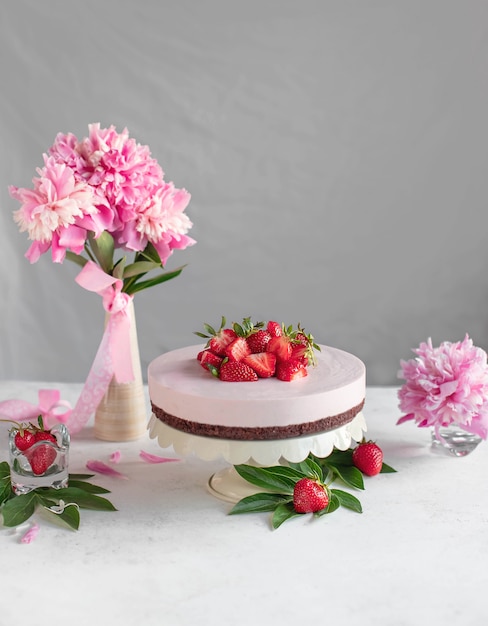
(148, 412, 367, 503)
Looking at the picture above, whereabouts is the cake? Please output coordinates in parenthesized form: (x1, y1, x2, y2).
(148, 342, 366, 441)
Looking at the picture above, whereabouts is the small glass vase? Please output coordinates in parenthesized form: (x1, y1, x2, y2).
(431, 423, 482, 457)
(9, 423, 70, 494)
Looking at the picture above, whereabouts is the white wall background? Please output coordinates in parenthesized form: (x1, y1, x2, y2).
(1, 0, 487, 386)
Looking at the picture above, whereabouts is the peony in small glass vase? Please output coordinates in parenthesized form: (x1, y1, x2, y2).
(9, 423, 70, 494)
(431, 423, 482, 457)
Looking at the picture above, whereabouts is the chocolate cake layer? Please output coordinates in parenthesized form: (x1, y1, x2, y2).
(151, 399, 365, 441)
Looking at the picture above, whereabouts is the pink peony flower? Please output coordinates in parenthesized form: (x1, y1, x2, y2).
(10, 123, 195, 291)
(397, 335, 488, 440)
(10, 157, 98, 263)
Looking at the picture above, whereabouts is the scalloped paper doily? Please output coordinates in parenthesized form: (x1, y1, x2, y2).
(147, 412, 367, 466)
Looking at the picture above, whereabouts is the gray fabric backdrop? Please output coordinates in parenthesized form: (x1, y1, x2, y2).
(1, 0, 487, 386)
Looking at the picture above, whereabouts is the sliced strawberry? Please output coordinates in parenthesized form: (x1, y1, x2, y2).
(243, 352, 277, 378)
(290, 343, 309, 365)
(199, 350, 223, 372)
(225, 336, 251, 362)
(219, 361, 258, 382)
(28, 444, 57, 475)
(267, 335, 292, 362)
(208, 328, 238, 356)
(275, 359, 308, 381)
(266, 320, 282, 337)
(246, 329, 272, 354)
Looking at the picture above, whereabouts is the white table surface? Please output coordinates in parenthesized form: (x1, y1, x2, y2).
(1, 381, 487, 626)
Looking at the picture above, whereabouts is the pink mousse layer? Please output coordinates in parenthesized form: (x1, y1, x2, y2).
(148, 344, 365, 429)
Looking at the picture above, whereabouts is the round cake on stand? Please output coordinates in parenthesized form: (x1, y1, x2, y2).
(147, 343, 367, 503)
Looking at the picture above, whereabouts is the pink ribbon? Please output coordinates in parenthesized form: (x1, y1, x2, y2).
(0, 262, 136, 435)
(0, 389, 72, 429)
(74, 261, 134, 385)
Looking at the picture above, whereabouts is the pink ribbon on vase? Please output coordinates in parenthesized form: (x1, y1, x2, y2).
(0, 389, 72, 429)
(63, 261, 135, 434)
(0, 261, 136, 435)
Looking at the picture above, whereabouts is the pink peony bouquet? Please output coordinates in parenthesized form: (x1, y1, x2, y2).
(9, 123, 195, 294)
(397, 335, 488, 440)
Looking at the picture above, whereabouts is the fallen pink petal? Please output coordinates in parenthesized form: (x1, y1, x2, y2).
(140, 450, 180, 464)
(86, 459, 128, 479)
(20, 523, 40, 544)
(110, 450, 122, 464)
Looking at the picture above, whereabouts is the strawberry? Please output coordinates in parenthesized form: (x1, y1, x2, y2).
(293, 477, 329, 513)
(275, 358, 308, 381)
(266, 320, 282, 337)
(199, 349, 223, 372)
(34, 430, 57, 444)
(246, 329, 272, 354)
(14, 429, 36, 451)
(267, 336, 292, 362)
(225, 336, 251, 362)
(219, 361, 258, 382)
(209, 328, 238, 357)
(28, 444, 57, 475)
(290, 342, 309, 365)
(243, 352, 277, 378)
(352, 441, 383, 476)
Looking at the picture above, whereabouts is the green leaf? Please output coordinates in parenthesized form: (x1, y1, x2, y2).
(45, 487, 117, 512)
(234, 464, 303, 494)
(137, 241, 162, 264)
(380, 462, 397, 473)
(331, 489, 363, 513)
(315, 448, 354, 467)
(88, 231, 114, 273)
(327, 463, 365, 490)
(46, 504, 80, 531)
(65, 251, 88, 268)
(112, 257, 126, 280)
(67, 480, 111, 494)
(123, 266, 185, 295)
(229, 492, 292, 515)
(315, 492, 341, 517)
(68, 473, 95, 480)
(123, 260, 161, 279)
(1, 492, 38, 527)
(0, 462, 12, 506)
(287, 456, 324, 481)
(272, 503, 301, 529)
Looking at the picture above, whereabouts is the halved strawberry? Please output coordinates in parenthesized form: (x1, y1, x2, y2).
(219, 361, 258, 382)
(243, 352, 277, 378)
(225, 336, 251, 362)
(267, 335, 292, 362)
(276, 358, 308, 381)
(266, 320, 282, 337)
(209, 328, 238, 356)
(290, 342, 309, 365)
(246, 329, 272, 354)
(199, 350, 223, 372)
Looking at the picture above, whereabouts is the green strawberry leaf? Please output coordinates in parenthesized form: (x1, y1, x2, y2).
(326, 463, 365, 490)
(271, 503, 301, 529)
(46, 504, 81, 531)
(380, 462, 397, 473)
(287, 455, 324, 481)
(46, 487, 117, 511)
(67, 479, 111, 494)
(234, 464, 303, 494)
(229, 492, 292, 515)
(68, 473, 95, 480)
(331, 488, 363, 513)
(0, 462, 12, 506)
(1, 492, 38, 527)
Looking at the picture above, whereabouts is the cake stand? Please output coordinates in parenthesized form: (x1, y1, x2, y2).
(147, 412, 367, 503)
